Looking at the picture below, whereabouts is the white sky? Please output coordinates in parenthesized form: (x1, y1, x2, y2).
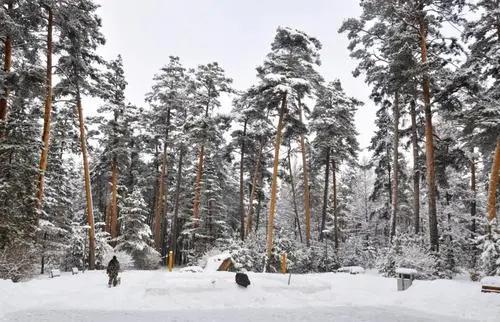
(96, 0, 376, 157)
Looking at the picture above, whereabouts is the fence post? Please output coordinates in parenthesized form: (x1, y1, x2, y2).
(168, 250, 174, 272)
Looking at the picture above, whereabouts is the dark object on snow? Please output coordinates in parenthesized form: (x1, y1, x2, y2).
(235, 272, 251, 288)
(106, 256, 120, 287)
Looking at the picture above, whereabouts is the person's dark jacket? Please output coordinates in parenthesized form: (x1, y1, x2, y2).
(107, 257, 120, 276)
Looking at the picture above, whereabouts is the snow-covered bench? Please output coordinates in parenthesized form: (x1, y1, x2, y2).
(337, 266, 365, 274)
(49, 269, 61, 278)
(72, 267, 79, 275)
(481, 276, 500, 293)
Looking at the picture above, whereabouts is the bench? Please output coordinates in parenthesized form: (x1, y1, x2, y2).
(72, 267, 79, 275)
(481, 276, 500, 293)
(49, 269, 61, 278)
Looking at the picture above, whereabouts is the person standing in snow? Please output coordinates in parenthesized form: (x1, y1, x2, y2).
(106, 256, 120, 287)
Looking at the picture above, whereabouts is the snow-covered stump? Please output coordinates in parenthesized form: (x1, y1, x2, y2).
(481, 276, 500, 293)
(396, 268, 417, 291)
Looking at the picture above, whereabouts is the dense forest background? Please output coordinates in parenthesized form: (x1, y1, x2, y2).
(0, 0, 499, 282)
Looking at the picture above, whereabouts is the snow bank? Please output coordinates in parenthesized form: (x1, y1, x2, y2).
(1, 270, 500, 321)
(180, 266, 204, 273)
(396, 268, 418, 275)
(481, 276, 500, 286)
(337, 266, 365, 274)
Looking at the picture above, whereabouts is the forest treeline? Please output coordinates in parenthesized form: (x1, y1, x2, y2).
(0, 0, 499, 281)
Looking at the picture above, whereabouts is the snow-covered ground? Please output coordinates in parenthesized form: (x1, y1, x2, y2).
(1, 269, 499, 321)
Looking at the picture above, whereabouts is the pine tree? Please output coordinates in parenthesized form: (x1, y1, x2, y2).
(145, 56, 190, 253)
(256, 27, 322, 256)
(115, 188, 160, 269)
(190, 63, 232, 228)
(310, 80, 360, 245)
(55, 0, 105, 269)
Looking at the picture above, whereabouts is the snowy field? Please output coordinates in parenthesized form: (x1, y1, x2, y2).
(1, 270, 499, 322)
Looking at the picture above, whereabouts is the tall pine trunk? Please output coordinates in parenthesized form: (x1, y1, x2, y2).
(319, 148, 330, 241)
(390, 93, 399, 241)
(298, 98, 311, 246)
(470, 151, 476, 234)
(193, 102, 211, 228)
(410, 98, 420, 234)
(266, 94, 287, 258)
(287, 145, 303, 243)
(239, 120, 247, 240)
(154, 109, 170, 251)
(192, 145, 204, 227)
(255, 173, 264, 234)
(246, 140, 263, 235)
(419, 13, 439, 251)
(76, 93, 96, 270)
(109, 157, 118, 240)
(0, 1, 13, 125)
(36, 7, 53, 209)
(332, 158, 339, 250)
(171, 145, 185, 264)
(153, 148, 167, 251)
(487, 138, 500, 224)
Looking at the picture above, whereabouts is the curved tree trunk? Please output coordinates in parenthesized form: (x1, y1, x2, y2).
(36, 7, 53, 209)
(266, 94, 287, 258)
(419, 13, 439, 251)
(410, 98, 420, 234)
(298, 98, 311, 246)
(77, 93, 96, 270)
(319, 148, 330, 241)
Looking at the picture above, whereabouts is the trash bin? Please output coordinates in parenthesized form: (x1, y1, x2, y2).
(396, 268, 417, 291)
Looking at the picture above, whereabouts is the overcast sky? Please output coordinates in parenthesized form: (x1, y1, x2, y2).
(96, 0, 376, 156)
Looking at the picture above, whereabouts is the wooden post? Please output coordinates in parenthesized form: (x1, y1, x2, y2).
(168, 250, 174, 272)
(281, 253, 287, 273)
